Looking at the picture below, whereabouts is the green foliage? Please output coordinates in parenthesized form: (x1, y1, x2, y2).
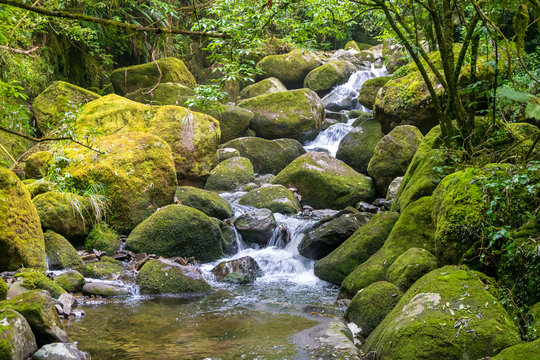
(185, 84, 228, 111)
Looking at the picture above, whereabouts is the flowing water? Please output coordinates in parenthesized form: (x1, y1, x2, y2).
(65, 60, 387, 359)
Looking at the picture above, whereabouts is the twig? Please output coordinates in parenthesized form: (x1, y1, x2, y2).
(0, 44, 40, 55)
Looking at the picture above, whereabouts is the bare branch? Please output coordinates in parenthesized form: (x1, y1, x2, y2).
(0, 44, 40, 55)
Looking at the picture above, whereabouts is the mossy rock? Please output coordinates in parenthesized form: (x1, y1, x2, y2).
(75, 257, 122, 280)
(256, 49, 322, 88)
(63, 132, 177, 233)
(124, 82, 195, 106)
(0, 309, 37, 360)
(303, 60, 356, 95)
(239, 184, 301, 215)
(365, 266, 521, 359)
(358, 76, 390, 110)
(345, 281, 402, 336)
(82, 283, 129, 297)
(125, 204, 223, 261)
(314, 211, 399, 285)
(23, 151, 53, 179)
(0, 278, 7, 300)
(137, 258, 211, 294)
(387, 247, 438, 292)
(111, 57, 196, 96)
(221, 137, 306, 175)
(492, 338, 540, 359)
(233, 208, 276, 246)
(22, 179, 57, 199)
(217, 148, 240, 162)
(201, 104, 254, 144)
(84, 223, 121, 255)
(0, 168, 46, 271)
(0, 128, 33, 169)
(336, 118, 384, 173)
(212, 256, 262, 284)
(367, 125, 424, 196)
(204, 157, 255, 191)
(271, 152, 375, 209)
(12, 269, 65, 299)
(1, 290, 68, 346)
(238, 88, 324, 141)
(33, 191, 95, 242)
(32, 81, 100, 135)
(341, 196, 435, 298)
(43, 230, 82, 270)
(53, 270, 85, 293)
(344, 41, 361, 51)
(176, 186, 234, 220)
(240, 77, 287, 99)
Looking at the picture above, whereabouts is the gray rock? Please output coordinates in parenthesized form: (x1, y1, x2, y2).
(212, 256, 263, 284)
(385, 176, 403, 209)
(32, 342, 87, 360)
(0, 309, 38, 360)
(57, 293, 76, 317)
(234, 209, 276, 246)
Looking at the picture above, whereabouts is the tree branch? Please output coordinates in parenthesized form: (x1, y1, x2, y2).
(0, 44, 40, 55)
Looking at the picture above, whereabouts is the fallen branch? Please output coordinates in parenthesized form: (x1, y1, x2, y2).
(0, 44, 40, 55)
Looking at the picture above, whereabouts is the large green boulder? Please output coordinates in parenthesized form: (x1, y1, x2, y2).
(239, 89, 324, 141)
(386, 247, 438, 292)
(176, 186, 233, 220)
(345, 281, 402, 336)
(63, 132, 177, 233)
(11, 269, 65, 299)
(23, 151, 53, 179)
(84, 223, 122, 255)
(239, 184, 301, 215)
(0, 168, 46, 271)
(271, 152, 375, 209)
(365, 266, 521, 359)
(125, 204, 223, 262)
(314, 211, 399, 285)
(358, 76, 390, 110)
(256, 49, 322, 88)
(124, 82, 195, 105)
(240, 77, 287, 99)
(204, 157, 255, 191)
(303, 60, 356, 95)
(53, 270, 85, 293)
(137, 258, 211, 294)
(75, 257, 122, 280)
(111, 57, 196, 96)
(367, 125, 424, 195)
(336, 118, 384, 173)
(0, 309, 38, 360)
(221, 137, 306, 175)
(341, 196, 435, 298)
(32, 81, 100, 135)
(43, 230, 82, 270)
(23, 179, 57, 199)
(201, 105, 254, 144)
(492, 338, 540, 359)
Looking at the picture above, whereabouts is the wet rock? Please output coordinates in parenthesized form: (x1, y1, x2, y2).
(355, 202, 380, 213)
(234, 209, 277, 246)
(12, 269, 66, 299)
(217, 221, 238, 256)
(212, 256, 263, 284)
(325, 110, 348, 123)
(0, 309, 38, 360)
(358, 76, 390, 110)
(32, 342, 88, 360)
(137, 258, 211, 294)
(82, 283, 129, 297)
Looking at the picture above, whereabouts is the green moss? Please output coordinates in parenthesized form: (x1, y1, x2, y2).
(204, 157, 255, 191)
(358, 76, 390, 110)
(344, 41, 360, 51)
(53, 270, 85, 293)
(0, 168, 46, 271)
(125, 82, 195, 106)
(365, 266, 521, 359)
(85, 223, 121, 254)
(303, 60, 356, 94)
(125, 204, 224, 262)
(341, 196, 436, 298)
(314, 211, 399, 285)
(240, 77, 287, 99)
(387, 247, 438, 292)
(23, 179, 57, 198)
(256, 49, 321, 87)
(492, 338, 540, 359)
(527, 302, 540, 340)
(0, 278, 7, 300)
(13, 269, 65, 298)
(271, 152, 375, 209)
(201, 105, 254, 144)
(336, 118, 384, 173)
(0, 128, 33, 169)
(44, 230, 82, 270)
(111, 57, 196, 96)
(75, 257, 122, 280)
(345, 281, 402, 336)
(137, 259, 211, 294)
(238, 88, 324, 141)
(239, 184, 301, 214)
(176, 186, 233, 220)
(24, 151, 53, 179)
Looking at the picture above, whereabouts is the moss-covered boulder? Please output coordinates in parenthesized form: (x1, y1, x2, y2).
(137, 258, 211, 294)
(33, 191, 95, 242)
(124, 82, 195, 105)
(221, 137, 306, 175)
(367, 125, 424, 196)
(204, 157, 255, 191)
(271, 152, 375, 209)
(365, 266, 521, 359)
(0, 168, 46, 271)
(358, 76, 390, 110)
(23, 151, 53, 179)
(53, 270, 85, 293)
(201, 105, 254, 144)
(344, 41, 372, 52)
(0, 278, 7, 300)
(75, 257, 122, 280)
(239, 185, 301, 215)
(303, 60, 356, 95)
(492, 338, 540, 359)
(84, 223, 121, 254)
(111, 57, 196, 96)
(212, 256, 263, 284)
(256, 49, 322, 88)
(23, 179, 57, 199)
(217, 148, 240, 162)
(125, 204, 223, 261)
(240, 77, 287, 99)
(0, 128, 33, 169)
(314, 211, 399, 285)
(32, 81, 100, 135)
(234, 208, 276, 246)
(238, 89, 324, 141)
(345, 281, 402, 336)
(0, 309, 38, 360)
(341, 196, 435, 298)
(176, 186, 233, 220)
(11, 270, 65, 299)
(82, 283, 129, 297)
(336, 118, 384, 173)
(387, 247, 438, 292)
(43, 230, 82, 270)
(1, 290, 68, 345)
(63, 132, 177, 233)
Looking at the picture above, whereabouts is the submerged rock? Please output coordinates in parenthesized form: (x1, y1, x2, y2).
(137, 258, 211, 294)
(212, 256, 263, 284)
(0, 309, 38, 360)
(234, 208, 276, 246)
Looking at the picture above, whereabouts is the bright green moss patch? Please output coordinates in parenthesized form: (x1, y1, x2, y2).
(13, 269, 66, 298)
(125, 82, 195, 106)
(85, 223, 122, 255)
(240, 77, 287, 99)
(358, 76, 390, 110)
(44, 230, 82, 270)
(239, 184, 301, 214)
(53, 270, 85, 293)
(204, 157, 255, 191)
(24, 151, 53, 179)
(256, 49, 321, 87)
(387, 247, 438, 292)
(137, 259, 211, 294)
(176, 186, 233, 220)
(303, 60, 356, 94)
